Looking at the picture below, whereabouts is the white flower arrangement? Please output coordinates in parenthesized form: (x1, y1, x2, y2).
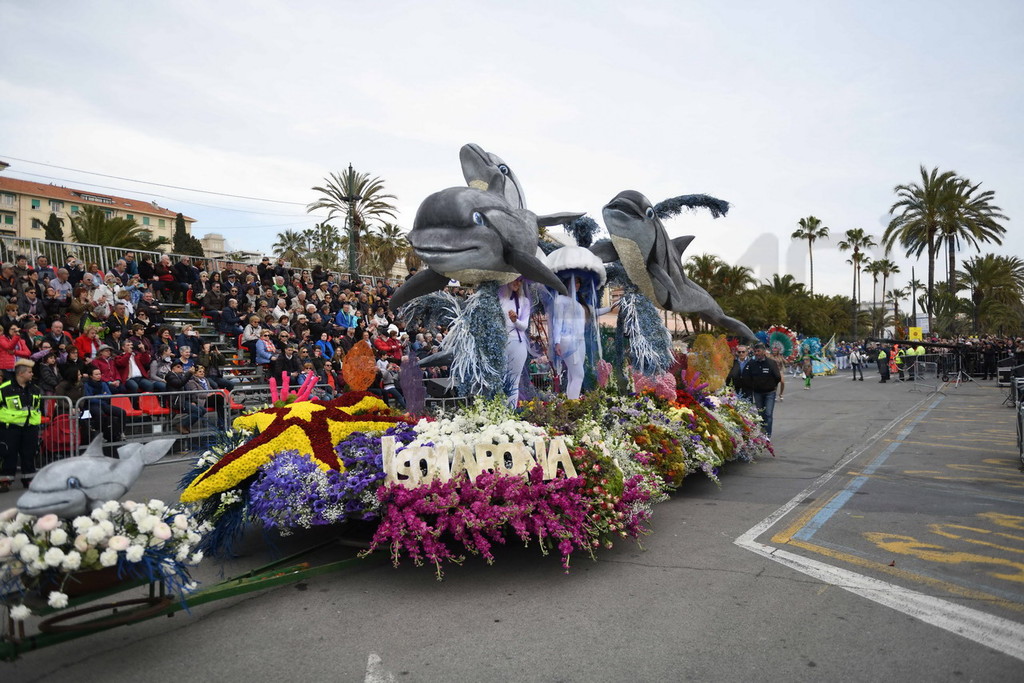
(403, 414, 549, 455)
(0, 500, 206, 622)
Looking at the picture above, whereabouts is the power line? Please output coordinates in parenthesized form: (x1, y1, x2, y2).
(0, 154, 310, 206)
(7, 171, 323, 218)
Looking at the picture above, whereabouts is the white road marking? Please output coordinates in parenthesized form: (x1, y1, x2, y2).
(735, 394, 1024, 663)
(365, 653, 396, 683)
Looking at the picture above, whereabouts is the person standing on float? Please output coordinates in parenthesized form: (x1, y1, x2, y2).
(499, 277, 532, 407)
(551, 277, 586, 399)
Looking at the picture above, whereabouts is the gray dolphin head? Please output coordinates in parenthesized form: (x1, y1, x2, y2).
(460, 143, 526, 210)
(410, 187, 539, 281)
(601, 190, 660, 257)
(17, 437, 174, 518)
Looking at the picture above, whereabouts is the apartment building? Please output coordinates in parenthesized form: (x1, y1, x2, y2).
(0, 173, 195, 243)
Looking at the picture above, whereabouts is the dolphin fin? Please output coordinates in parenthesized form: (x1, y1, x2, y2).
(536, 212, 586, 228)
(389, 269, 453, 311)
(700, 311, 757, 341)
(118, 438, 175, 465)
(590, 239, 619, 263)
(671, 235, 695, 258)
(82, 435, 106, 458)
(649, 262, 687, 309)
(509, 250, 568, 295)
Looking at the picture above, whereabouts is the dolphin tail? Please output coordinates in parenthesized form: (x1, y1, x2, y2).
(590, 239, 619, 263)
(418, 349, 454, 368)
(508, 249, 568, 296)
(389, 269, 453, 311)
(699, 311, 757, 342)
(118, 438, 175, 465)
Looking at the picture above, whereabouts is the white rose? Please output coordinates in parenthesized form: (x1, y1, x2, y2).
(99, 549, 119, 567)
(90, 508, 109, 522)
(61, 551, 82, 572)
(137, 516, 156, 534)
(10, 533, 29, 552)
(122, 500, 138, 512)
(190, 550, 204, 564)
(102, 500, 120, 514)
(176, 545, 191, 562)
(43, 547, 65, 567)
(19, 544, 40, 563)
(0, 507, 17, 522)
(10, 604, 31, 621)
(85, 525, 109, 545)
(147, 499, 165, 511)
(98, 520, 115, 536)
(47, 591, 69, 609)
(173, 514, 189, 531)
(73, 535, 90, 553)
(72, 516, 93, 532)
(106, 535, 131, 552)
(125, 545, 145, 563)
(49, 529, 69, 546)
(0, 538, 11, 559)
(30, 560, 47, 573)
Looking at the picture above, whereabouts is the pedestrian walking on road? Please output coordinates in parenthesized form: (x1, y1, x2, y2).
(740, 343, 782, 438)
(849, 346, 864, 381)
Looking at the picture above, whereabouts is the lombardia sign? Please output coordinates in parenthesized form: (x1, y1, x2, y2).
(382, 435, 578, 488)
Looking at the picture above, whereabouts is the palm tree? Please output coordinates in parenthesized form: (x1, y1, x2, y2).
(838, 228, 876, 337)
(760, 273, 807, 297)
(302, 223, 344, 271)
(683, 253, 726, 292)
(366, 222, 410, 277)
(791, 216, 830, 295)
(958, 254, 1024, 334)
(67, 206, 169, 251)
(883, 166, 958, 329)
(272, 229, 309, 267)
(939, 177, 1008, 293)
(885, 286, 909, 329)
(863, 260, 883, 333)
(307, 165, 398, 277)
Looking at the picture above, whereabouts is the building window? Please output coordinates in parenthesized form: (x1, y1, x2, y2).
(143, 216, 150, 226)
(104, 210, 113, 219)
(0, 194, 14, 207)
(159, 219, 165, 228)
(31, 199, 41, 210)
(71, 205, 80, 213)
(2, 214, 13, 225)
(49, 200, 64, 213)
(126, 214, 134, 220)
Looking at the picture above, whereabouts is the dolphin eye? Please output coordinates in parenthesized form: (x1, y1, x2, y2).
(498, 164, 510, 176)
(645, 207, 656, 220)
(67, 476, 82, 489)
(472, 211, 486, 226)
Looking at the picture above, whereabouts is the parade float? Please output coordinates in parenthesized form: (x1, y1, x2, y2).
(2, 142, 770, 658)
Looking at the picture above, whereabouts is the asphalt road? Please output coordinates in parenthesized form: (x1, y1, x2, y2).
(4, 369, 1023, 682)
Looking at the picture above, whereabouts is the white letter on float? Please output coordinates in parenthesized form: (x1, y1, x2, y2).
(383, 436, 414, 486)
(544, 436, 578, 479)
(423, 445, 452, 484)
(474, 444, 496, 477)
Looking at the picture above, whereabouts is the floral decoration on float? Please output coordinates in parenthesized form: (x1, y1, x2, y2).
(179, 370, 772, 577)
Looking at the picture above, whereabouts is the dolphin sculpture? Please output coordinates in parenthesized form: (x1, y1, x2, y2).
(389, 186, 579, 310)
(17, 437, 175, 518)
(460, 143, 527, 210)
(592, 190, 756, 340)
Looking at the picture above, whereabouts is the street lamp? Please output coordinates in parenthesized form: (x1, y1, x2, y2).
(341, 163, 362, 280)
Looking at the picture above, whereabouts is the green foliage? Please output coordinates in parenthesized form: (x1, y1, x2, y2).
(172, 213, 204, 257)
(68, 206, 169, 251)
(44, 212, 64, 242)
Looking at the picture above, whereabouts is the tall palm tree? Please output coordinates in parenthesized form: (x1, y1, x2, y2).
(366, 222, 410, 277)
(67, 206, 169, 251)
(272, 229, 309, 267)
(302, 223, 344, 271)
(683, 253, 727, 292)
(940, 177, 1008, 293)
(885, 286, 909, 327)
(883, 166, 958, 329)
(307, 165, 398, 277)
(791, 216, 830, 296)
(863, 260, 883, 333)
(838, 228, 876, 338)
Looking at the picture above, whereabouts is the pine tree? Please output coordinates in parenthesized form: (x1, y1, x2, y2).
(44, 212, 65, 242)
(172, 213, 205, 256)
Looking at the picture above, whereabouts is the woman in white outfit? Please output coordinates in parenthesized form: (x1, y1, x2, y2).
(498, 277, 531, 406)
(551, 283, 586, 399)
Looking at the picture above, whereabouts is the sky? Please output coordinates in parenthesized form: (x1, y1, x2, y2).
(1, 0, 1020, 302)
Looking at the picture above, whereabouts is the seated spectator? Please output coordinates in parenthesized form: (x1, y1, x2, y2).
(373, 324, 403, 362)
(255, 329, 277, 375)
(115, 339, 164, 394)
(0, 321, 32, 380)
(106, 301, 133, 337)
(315, 332, 335, 361)
(155, 327, 179, 357)
(380, 359, 406, 408)
(91, 344, 126, 393)
(271, 345, 301, 383)
(35, 351, 61, 396)
(136, 289, 164, 325)
(83, 365, 127, 442)
(176, 324, 202, 356)
(220, 298, 244, 336)
(186, 365, 227, 432)
(164, 360, 200, 434)
(199, 341, 236, 390)
(241, 315, 262, 362)
(179, 345, 197, 373)
(149, 344, 175, 385)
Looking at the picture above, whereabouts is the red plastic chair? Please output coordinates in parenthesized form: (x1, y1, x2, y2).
(139, 394, 171, 416)
(111, 396, 145, 418)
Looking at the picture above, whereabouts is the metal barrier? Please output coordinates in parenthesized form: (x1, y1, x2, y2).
(72, 389, 239, 456)
(36, 395, 77, 466)
(909, 361, 940, 394)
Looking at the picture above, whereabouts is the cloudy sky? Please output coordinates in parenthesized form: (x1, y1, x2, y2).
(1, 0, 1020, 300)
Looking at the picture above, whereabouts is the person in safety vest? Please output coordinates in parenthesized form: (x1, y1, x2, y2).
(877, 346, 890, 383)
(0, 358, 42, 492)
(904, 345, 917, 380)
(893, 345, 905, 381)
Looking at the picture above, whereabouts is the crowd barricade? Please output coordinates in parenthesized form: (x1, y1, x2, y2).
(69, 389, 243, 457)
(909, 361, 939, 394)
(36, 395, 77, 467)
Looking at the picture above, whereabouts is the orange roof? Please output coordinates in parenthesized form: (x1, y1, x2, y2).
(0, 175, 195, 222)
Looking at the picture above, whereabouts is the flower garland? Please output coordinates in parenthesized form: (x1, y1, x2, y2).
(0, 501, 205, 621)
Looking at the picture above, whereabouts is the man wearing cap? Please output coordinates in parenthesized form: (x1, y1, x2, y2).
(374, 324, 403, 362)
(740, 343, 782, 438)
(0, 359, 42, 492)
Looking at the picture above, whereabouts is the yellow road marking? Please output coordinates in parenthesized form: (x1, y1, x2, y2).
(928, 524, 1024, 555)
(863, 532, 1024, 583)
